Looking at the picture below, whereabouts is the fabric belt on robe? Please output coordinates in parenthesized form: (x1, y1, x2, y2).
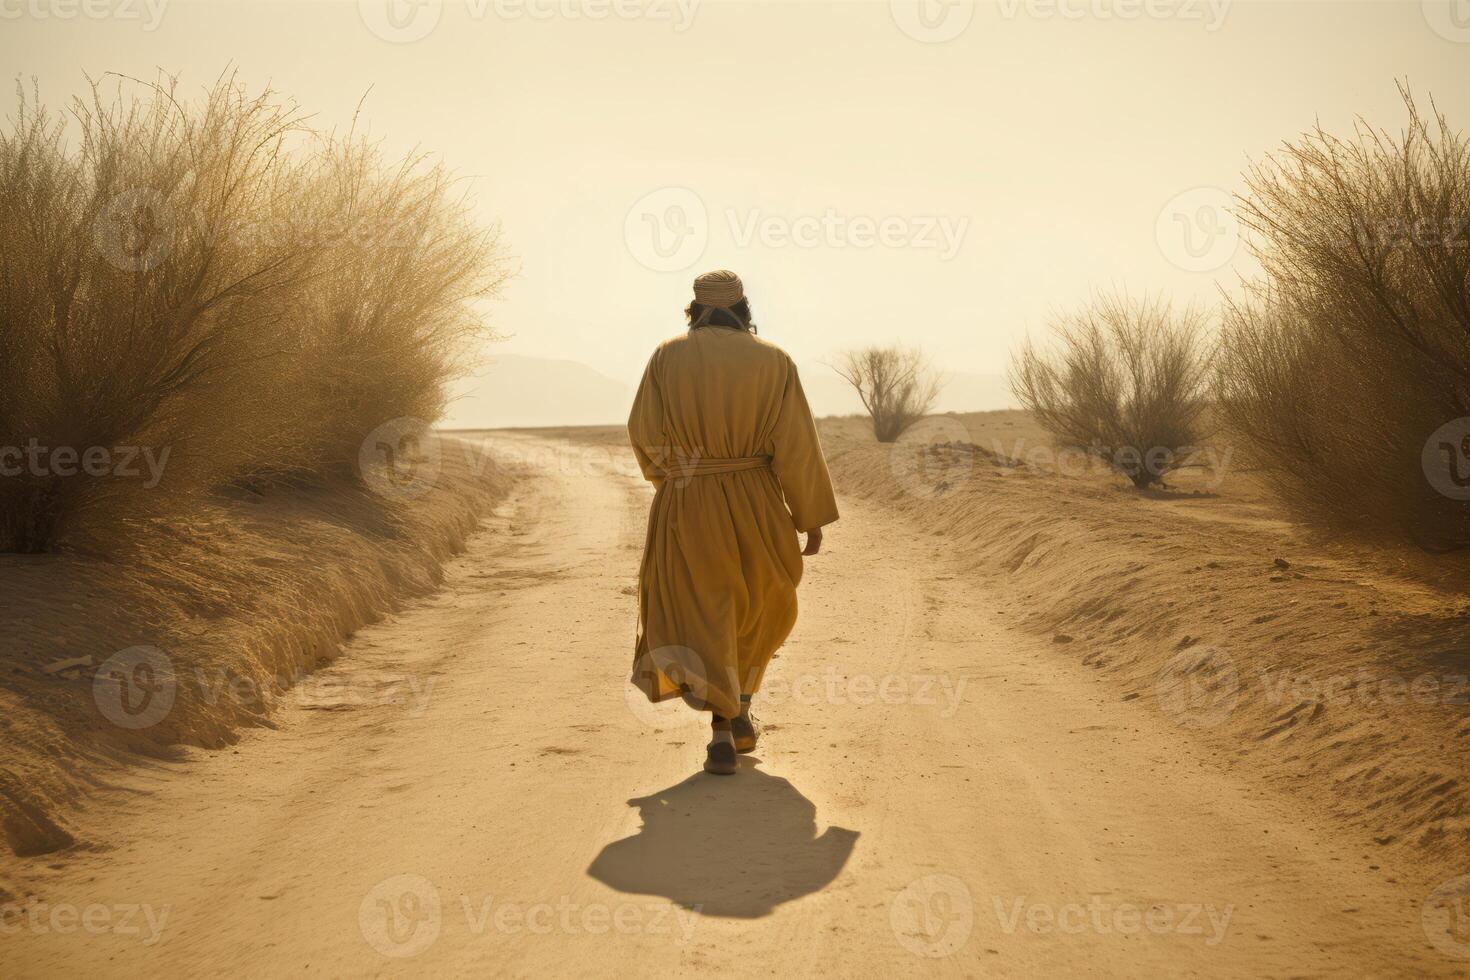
(665, 455, 773, 478)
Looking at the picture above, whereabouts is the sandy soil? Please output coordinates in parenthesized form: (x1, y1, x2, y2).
(812, 411, 1470, 874)
(7, 431, 1465, 977)
(0, 436, 513, 859)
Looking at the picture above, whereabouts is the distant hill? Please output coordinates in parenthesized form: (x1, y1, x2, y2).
(440, 355, 1017, 430)
(442, 355, 631, 430)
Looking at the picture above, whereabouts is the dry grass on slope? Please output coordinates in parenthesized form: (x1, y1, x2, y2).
(822, 411, 1470, 878)
(0, 436, 514, 859)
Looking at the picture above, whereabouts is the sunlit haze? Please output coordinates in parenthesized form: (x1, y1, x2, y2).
(7, 0, 1469, 421)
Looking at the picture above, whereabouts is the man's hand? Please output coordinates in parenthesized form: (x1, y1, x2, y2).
(801, 526, 823, 556)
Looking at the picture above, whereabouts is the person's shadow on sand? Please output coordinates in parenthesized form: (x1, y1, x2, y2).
(587, 757, 859, 918)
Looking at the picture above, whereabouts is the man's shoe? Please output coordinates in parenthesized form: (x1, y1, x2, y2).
(704, 740, 738, 775)
(731, 713, 758, 753)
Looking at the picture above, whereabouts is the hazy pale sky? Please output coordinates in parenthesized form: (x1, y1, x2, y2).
(7, 0, 1470, 389)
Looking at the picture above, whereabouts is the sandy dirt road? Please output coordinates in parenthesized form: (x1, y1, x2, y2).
(6, 435, 1454, 977)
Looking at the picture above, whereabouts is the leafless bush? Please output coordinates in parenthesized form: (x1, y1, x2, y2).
(1009, 293, 1213, 488)
(1217, 86, 1470, 549)
(290, 130, 508, 477)
(0, 73, 507, 552)
(833, 346, 941, 443)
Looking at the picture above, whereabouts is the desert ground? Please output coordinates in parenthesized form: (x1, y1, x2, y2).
(5, 420, 1469, 977)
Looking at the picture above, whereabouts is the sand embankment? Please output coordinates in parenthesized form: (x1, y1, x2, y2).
(820, 410, 1470, 873)
(0, 435, 514, 859)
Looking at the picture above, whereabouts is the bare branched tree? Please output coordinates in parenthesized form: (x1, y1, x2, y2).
(834, 346, 942, 443)
(1010, 293, 1213, 489)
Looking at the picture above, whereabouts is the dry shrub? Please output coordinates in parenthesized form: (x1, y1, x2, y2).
(1009, 293, 1213, 488)
(0, 73, 507, 552)
(291, 132, 505, 476)
(834, 346, 941, 443)
(0, 75, 312, 551)
(1217, 87, 1470, 549)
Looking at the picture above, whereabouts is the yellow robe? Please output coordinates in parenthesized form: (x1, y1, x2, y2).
(628, 326, 839, 719)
